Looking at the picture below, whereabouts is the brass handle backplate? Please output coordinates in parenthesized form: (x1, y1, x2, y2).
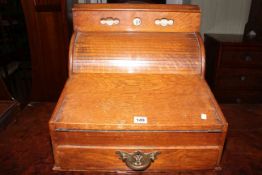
(155, 18, 174, 27)
(116, 150, 160, 171)
(100, 17, 120, 26)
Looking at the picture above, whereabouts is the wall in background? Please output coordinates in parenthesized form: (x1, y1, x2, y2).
(166, 0, 182, 4)
(190, 0, 252, 35)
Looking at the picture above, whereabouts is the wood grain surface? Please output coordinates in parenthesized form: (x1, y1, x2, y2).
(53, 131, 224, 147)
(50, 74, 226, 131)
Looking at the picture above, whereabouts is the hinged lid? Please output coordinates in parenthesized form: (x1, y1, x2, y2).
(51, 74, 227, 131)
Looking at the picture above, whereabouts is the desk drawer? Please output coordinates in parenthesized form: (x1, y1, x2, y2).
(55, 146, 220, 171)
(220, 49, 262, 68)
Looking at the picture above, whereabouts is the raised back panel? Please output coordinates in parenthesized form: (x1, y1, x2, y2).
(70, 4, 204, 75)
(73, 4, 200, 33)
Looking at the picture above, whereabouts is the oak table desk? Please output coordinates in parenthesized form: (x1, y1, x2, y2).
(49, 4, 228, 174)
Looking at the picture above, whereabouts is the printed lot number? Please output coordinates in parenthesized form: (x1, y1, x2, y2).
(134, 116, 147, 124)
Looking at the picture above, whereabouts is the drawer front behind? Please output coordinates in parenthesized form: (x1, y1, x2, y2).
(56, 146, 220, 171)
(214, 90, 262, 103)
(215, 69, 262, 90)
(220, 49, 262, 68)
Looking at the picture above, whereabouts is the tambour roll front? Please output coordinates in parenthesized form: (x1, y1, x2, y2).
(49, 4, 228, 173)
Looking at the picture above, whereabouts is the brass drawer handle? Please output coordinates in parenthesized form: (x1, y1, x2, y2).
(116, 150, 160, 171)
(155, 18, 174, 27)
(100, 17, 120, 26)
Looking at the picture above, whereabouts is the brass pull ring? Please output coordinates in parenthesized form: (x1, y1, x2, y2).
(116, 150, 160, 171)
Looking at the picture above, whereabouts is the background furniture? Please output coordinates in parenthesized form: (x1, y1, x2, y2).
(0, 77, 19, 129)
(21, 0, 70, 101)
(0, 0, 31, 104)
(205, 0, 262, 104)
(244, 0, 262, 41)
(205, 34, 262, 103)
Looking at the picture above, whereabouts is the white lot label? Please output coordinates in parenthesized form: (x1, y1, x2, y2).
(200, 113, 207, 120)
(134, 116, 148, 124)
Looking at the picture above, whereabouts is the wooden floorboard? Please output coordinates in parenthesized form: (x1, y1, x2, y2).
(0, 103, 261, 175)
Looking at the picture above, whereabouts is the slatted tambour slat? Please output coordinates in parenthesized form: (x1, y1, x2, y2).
(71, 32, 202, 74)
